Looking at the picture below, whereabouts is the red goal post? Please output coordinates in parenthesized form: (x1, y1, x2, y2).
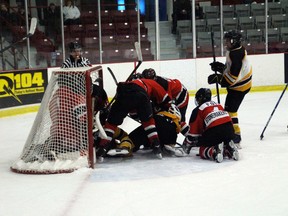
(11, 66, 103, 174)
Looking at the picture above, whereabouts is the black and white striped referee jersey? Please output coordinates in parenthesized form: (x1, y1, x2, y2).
(61, 56, 91, 68)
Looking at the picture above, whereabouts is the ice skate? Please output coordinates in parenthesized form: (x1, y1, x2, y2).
(225, 141, 239, 161)
(153, 146, 163, 159)
(152, 139, 162, 159)
(233, 134, 242, 149)
(163, 144, 187, 157)
(213, 143, 224, 163)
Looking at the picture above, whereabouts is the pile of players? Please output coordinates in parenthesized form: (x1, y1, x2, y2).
(93, 67, 240, 163)
(66, 29, 252, 163)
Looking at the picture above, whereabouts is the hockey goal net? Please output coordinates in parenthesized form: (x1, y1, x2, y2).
(11, 66, 103, 174)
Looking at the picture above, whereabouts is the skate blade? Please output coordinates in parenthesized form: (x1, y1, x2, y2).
(235, 143, 242, 149)
(164, 145, 187, 157)
(107, 149, 129, 156)
(233, 151, 240, 161)
(155, 153, 163, 159)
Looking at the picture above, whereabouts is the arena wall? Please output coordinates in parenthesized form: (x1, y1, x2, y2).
(0, 53, 286, 117)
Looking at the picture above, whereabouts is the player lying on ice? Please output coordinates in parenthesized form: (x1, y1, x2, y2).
(182, 88, 239, 163)
(97, 103, 189, 158)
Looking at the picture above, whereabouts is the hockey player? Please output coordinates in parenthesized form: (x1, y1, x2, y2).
(61, 41, 91, 68)
(208, 30, 252, 149)
(106, 103, 186, 158)
(129, 103, 186, 157)
(182, 88, 239, 163)
(142, 68, 189, 121)
(91, 81, 134, 158)
(141, 68, 190, 135)
(96, 78, 172, 161)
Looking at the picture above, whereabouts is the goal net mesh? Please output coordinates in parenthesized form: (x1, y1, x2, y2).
(11, 66, 102, 174)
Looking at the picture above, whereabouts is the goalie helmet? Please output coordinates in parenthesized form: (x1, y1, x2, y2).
(142, 68, 156, 79)
(168, 104, 182, 122)
(69, 41, 82, 52)
(224, 30, 242, 49)
(195, 88, 211, 106)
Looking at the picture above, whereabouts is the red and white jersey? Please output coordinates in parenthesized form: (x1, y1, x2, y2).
(167, 79, 189, 109)
(188, 100, 232, 137)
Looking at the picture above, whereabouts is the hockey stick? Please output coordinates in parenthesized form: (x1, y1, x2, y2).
(260, 83, 288, 140)
(126, 41, 143, 82)
(0, 17, 37, 54)
(107, 67, 118, 86)
(94, 111, 108, 139)
(107, 42, 143, 108)
(211, 31, 221, 104)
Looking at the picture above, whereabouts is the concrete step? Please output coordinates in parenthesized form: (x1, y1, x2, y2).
(150, 39, 177, 49)
(145, 21, 172, 29)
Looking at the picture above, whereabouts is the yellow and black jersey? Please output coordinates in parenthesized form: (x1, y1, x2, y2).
(157, 111, 181, 133)
(221, 46, 252, 92)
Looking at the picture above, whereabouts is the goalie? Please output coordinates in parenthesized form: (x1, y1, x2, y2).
(207, 30, 252, 149)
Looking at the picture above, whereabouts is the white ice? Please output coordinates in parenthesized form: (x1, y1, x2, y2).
(1, 91, 288, 216)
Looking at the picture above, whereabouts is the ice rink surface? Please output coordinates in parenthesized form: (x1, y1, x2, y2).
(1, 90, 288, 216)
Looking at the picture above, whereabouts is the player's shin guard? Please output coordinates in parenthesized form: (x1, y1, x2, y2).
(142, 118, 162, 159)
(199, 146, 215, 160)
(142, 118, 159, 143)
(199, 144, 223, 163)
(180, 122, 190, 136)
(229, 111, 242, 146)
(118, 136, 134, 156)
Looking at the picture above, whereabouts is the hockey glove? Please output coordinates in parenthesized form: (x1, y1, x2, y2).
(210, 61, 226, 73)
(208, 73, 222, 84)
(182, 135, 198, 154)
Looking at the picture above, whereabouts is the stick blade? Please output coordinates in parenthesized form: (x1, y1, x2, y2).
(29, 17, 37, 35)
(134, 42, 143, 62)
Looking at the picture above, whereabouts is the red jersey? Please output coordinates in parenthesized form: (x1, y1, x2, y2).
(49, 86, 87, 145)
(154, 76, 189, 109)
(167, 79, 189, 109)
(131, 78, 171, 105)
(188, 101, 232, 137)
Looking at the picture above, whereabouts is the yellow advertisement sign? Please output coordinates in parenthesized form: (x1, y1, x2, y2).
(0, 69, 48, 108)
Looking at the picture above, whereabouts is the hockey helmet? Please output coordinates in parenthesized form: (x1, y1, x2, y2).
(168, 104, 182, 122)
(142, 68, 156, 79)
(224, 30, 242, 49)
(69, 41, 82, 52)
(195, 88, 212, 106)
